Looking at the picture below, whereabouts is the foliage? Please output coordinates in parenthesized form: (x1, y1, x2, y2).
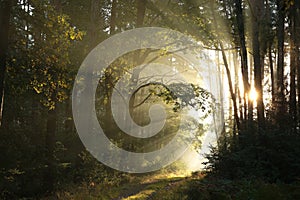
(204, 119, 300, 183)
(182, 177, 300, 200)
(1, 0, 300, 199)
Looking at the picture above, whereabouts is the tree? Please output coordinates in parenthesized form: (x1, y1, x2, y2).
(235, 0, 251, 121)
(110, 0, 117, 34)
(136, 0, 146, 27)
(289, 0, 297, 125)
(250, 0, 265, 127)
(276, 0, 285, 113)
(0, 0, 14, 127)
(295, 1, 300, 123)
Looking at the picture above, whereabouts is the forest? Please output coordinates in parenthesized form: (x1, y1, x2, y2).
(1, 0, 300, 199)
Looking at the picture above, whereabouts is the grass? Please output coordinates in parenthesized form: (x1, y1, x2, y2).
(41, 170, 300, 200)
(122, 189, 155, 200)
(41, 170, 189, 199)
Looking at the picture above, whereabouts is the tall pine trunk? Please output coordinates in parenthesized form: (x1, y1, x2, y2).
(129, 0, 147, 129)
(276, 0, 285, 112)
(137, 0, 146, 27)
(289, 3, 297, 126)
(44, 0, 62, 191)
(44, 107, 57, 192)
(269, 46, 275, 102)
(220, 45, 240, 131)
(294, 1, 300, 125)
(89, 0, 101, 48)
(250, 0, 265, 127)
(235, 0, 251, 121)
(0, 0, 13, 127)
(211, 1, 240, 130)
(110, 0, 117, 34)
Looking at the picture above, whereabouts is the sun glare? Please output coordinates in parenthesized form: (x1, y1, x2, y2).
(249, 87, 258, 102)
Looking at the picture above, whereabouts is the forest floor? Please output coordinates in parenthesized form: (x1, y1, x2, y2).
(43, 171, 300, 200)
(42, 171, 194, 200)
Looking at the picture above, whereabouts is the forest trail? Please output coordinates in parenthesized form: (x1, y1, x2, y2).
(114, 175, 187, 200)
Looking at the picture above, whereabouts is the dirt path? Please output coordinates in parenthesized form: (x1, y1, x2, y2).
(113, 177, 185, 200)
(112, 182, 155, 200)
(145, 178, 185, 200)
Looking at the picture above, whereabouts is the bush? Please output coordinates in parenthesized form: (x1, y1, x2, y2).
(204, 120, 300, 183)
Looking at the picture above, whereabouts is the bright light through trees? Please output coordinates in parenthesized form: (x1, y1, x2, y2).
(249, 87, 258, 102)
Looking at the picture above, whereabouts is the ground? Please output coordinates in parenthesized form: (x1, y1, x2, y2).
(42, 171, 300, 200)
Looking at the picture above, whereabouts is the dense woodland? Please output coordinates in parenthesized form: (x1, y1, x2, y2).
(1, 0, 300, 199)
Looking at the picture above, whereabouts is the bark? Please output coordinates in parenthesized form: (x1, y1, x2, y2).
(221, 44, 240, 131)
(250, 0, 265, 127)
(269, 47, 275, 102)
(295, 1, 300, 123)
(0, 0, 13, 127)
(211, 1, 240, 130)
(289, 3, 297, 124)
(110, 0, 117, 34)
(233, 50, 240, 133)
(235, 0, 251, 121)
(44, 0, 62, 191)
(248, 55, 253, 121)
(129, 0, 147, 113)
(89, 0, 101, 47)
(136, 0, 146, 27)
(44, 108, 57, 191)
(276, 0, 285, 108)
(265, 0, 275, 103)
(64, 96, 74, 134)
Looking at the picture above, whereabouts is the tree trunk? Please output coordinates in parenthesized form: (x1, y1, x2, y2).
(234, 50, 241, 134)
(276, 0, 285, 110)
(129, 0, 147, 126)
(235, 0, 251, 121)
(269, 46, 275, 102)
(89, 0, 101, 48)
(294, 0, 300, 125)
(44, 108, 57, 192)
(44, 0, 61, 191)
(265, 0, 275, 104)
(221, 44, 240, 131)
(250, 0, 265, 127)
(211, 1, 240, 130)
(289, 3, 297, 125)
(110, 0, 117, 34)
(136, 0, 146, 27)
(0, 0, 13, 127)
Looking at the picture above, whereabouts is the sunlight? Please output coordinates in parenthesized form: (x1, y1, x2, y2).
(249, 87, 258, 102)
(180, 148, 204, 172)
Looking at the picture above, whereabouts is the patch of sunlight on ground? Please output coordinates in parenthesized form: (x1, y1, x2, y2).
(122, 189, 155, 200)
(141, 171, 189, 184)
(139, 149, 205, 185)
